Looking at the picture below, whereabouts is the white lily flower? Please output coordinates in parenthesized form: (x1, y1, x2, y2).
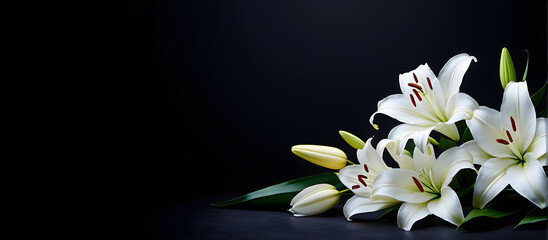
(336, 138, 410, 220)
(371, 144, 474, 231)
(465, 81, 548, 209)
(369, 54, 479, 154)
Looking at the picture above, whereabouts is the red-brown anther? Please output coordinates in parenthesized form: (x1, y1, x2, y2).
(352, 185, 360, 190)
(510, 116, 517, 132)
(412, 89, 422, 101)
(410, 94, 417, 107)
(363, 164, 369, 173)
(412, 177, 424, 192)
(426, 77, 433, 90)
(506, 130, 513, 143)
(407, 83, 423, 91)
(358, 175, 368, 187)
(496, 139, 510, 145)
(413, 73, 419, 83)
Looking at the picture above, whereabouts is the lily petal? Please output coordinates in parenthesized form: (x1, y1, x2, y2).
(427, 187, 464, 226)
(399, 64, 446, 118)
(445, 92, 479, 123)
(372, 168, 437, 203)
(437, 53, 477, 101)
(397, 202, 431, 231)
(370, 94, 438, 128)
(412, 144, 436, 172)
(337, 165, 372, 197)
(357, 138, 390, 175)
(342, 195, 399, 220)
(500, 81, 536, 153)
(461, 140, 493, 165)
(376, 138, 415, 170)
(507, 159, 548, 209)
(466, 106, 515, 158)
(388, 123, 436, 154)
(432, 146, 474, 188)
(525, 118, 547, 165)
(472, 158, 514, 209)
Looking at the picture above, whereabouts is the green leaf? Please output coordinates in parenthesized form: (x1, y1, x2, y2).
(537, 109, 546, 118)
(212, 172, 344, 209)
(339, 130, 365, 149)
(439, 135, 458, 151)
(514, 207, 547, 229)
(456, 120, 474, 144)
(458, 207, 520, 230)
(377, 203, 401, 219)
(530, 82, 546, 108)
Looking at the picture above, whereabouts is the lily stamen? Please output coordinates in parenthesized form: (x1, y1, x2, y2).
(413, 73, 419, 83)
(506, 130, 513, 142)
(363, 164, 369, 173)
(358, 175, 368, 187)
(413, 89, 423, 101)
(410, 94, 417, 107)
(510, 116, 517, 132)
(426, 77, 433, 90)
(407, 83, 423, 90)
(496, 139, 510, 145)
(412, 177, 424, 192)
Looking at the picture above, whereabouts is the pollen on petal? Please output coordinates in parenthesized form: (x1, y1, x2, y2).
(510, 116, 517, 132)
(506, 130, 513, 142)
(412, 177, 424, 192)
(352, 185, 360, 190)
(496, 139, 510, 145)
(413, 73, 419, 83)
(426, 77, 433, 90)
(409, 94, 416, 107)
(363, 164, 369, 173)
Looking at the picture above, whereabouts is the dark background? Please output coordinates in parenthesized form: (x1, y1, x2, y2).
(3, 0, 546, 238)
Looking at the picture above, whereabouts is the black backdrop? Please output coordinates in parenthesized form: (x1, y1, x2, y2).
(3, 0, 546, 238)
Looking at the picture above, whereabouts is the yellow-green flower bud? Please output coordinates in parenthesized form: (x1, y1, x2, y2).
(339, 130, 365, 149)
(288, 183, 341, 216)
(499, 47, 517, 89)
(291, 145, 347, 170)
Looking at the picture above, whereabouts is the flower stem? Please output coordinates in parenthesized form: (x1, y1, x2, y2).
(428, 137, 439, 146)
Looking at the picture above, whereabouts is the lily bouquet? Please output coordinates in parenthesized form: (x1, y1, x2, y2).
(214, 48, 547, 231)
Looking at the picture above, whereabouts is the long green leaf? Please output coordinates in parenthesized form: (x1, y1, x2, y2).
(514, 207, 547, 229)
(531, 82, 546, 108)
(457, 208, 520, 230)
(212, 172, 344, 209)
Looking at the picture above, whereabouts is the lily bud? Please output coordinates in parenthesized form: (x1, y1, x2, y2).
(288, 183, 341, 216)
(339, 130, 366, 149)
(291, 145, 347, 170)
(499, 47, 517, 88)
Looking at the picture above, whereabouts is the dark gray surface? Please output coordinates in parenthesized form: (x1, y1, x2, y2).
(154, 195, 547, 240)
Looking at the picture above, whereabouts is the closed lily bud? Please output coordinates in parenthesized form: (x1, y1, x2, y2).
(499, 47, 517, 89)
(339, 130, 366, 149)
(288, 183, 341, 216)
(291, 145, 347, 170)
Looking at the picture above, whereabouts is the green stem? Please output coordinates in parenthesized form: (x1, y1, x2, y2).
(428, 137, 439, 146)
(338, 189, 351, 194)
(346, 160, 356, 165)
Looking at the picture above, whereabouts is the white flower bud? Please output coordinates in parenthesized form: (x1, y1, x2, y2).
(291, 145, 347, 170)
(288, 183, 341, 217)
